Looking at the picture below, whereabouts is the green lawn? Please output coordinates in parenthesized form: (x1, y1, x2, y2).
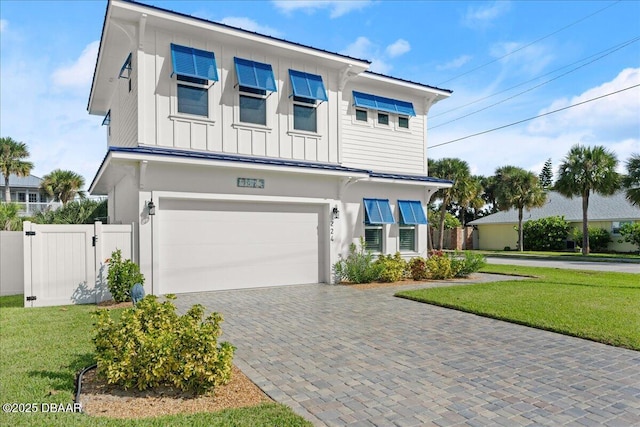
(396, 265, 640, 350)
(0, 295, 311, 427)
(477, 250, 640, 262)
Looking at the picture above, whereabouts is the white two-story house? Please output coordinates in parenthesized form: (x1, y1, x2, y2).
(88, 0, 452, 295)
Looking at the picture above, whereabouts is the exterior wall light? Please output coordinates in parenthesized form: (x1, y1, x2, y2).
(332, 206, 340, 219)
(148, 200, 156, 216)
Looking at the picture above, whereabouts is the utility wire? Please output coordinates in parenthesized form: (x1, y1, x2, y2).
(437, 1, 621, 85)
(428, 84, 640, 149)
(429, 36, 640, 129)
(430, 35, 640, 119)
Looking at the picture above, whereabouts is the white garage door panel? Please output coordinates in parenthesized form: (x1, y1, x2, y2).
(158, 200, 323, 294)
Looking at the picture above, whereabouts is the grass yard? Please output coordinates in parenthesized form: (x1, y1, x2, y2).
(0, 295, 311, 427)
(396, 265, 640, 351)
(478, 250, 640, 262)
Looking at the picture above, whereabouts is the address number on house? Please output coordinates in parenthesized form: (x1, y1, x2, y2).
(237, 178, 265, 189)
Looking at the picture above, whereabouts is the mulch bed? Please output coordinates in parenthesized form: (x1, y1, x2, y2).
(79, 365, 271, 419)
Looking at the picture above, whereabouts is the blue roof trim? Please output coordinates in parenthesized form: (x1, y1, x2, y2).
(363, 198, 395, 224)
(353, 91, 416, 116)
(234, 57, 277, 92)
(90, 146, 454, 191)
(398, 200, 427, 225)
(289, 70, 328, 102)
(171, 43, 218, 81)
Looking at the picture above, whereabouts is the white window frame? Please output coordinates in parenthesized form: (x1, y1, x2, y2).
(234, 86, 272, 130)
(397, 115, 410, 130)
(290, 97, 320, 135)
(398, 224, 417, 252)
(172, 75, 213, 121)
(364, 225, 384, 253)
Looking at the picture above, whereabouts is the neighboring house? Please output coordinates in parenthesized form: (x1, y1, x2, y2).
(0, 173, 58, 216)
(469, 192, 640, 252)
(88, 0, 453, 295)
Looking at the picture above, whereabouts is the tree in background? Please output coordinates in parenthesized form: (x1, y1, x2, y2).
(0, 137, 34, 203)
(555, 145, 620, 255)
(480, 175, 499, 214)
(0, 202, 23, 231)
(40, 169, 86, 206)
(31, 199, 107, 224)
(455, 175, 484, 249)
(428, 158, 472, 250)
(622, 153, 640, 207)
(539, 158, 554, 190)
(494, 166, 547, 251)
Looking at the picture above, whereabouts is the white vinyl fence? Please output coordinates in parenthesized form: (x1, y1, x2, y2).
(0, 231, 24, 296)
(21, 221, 134, 308)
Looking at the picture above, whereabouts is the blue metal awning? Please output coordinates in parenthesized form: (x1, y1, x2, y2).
(170, 43, 218, 81)
(353, 91, 416, 116)
(363, 198, 395, 224)
(398, 200, 427, 225)
(289, 70, 328, 102)
(234, 57, 277, 92)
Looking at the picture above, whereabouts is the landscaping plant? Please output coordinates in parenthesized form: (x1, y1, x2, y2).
(618, 222, 640, 252)
(425, 250, 455, 279)
(522, 216, 571, 251)
(373, 252, 407, 282)
(450, 251, 487, 277)
(408, 257, 428, 281)
(106, 248, 145, 302)
(573, 227, 611, 253)
(333, 237, 384, 283)
(93, 295, 236, 394)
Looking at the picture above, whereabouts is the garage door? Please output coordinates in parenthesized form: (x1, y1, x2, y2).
(158, 199, 324, 294)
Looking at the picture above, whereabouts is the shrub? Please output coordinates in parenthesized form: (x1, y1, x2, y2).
(333, 237, 384, 284)
(618, 222, 640, 252)
(92, 295, 235, 394)
(106, 249, 144, 302)
(450, 251, 487, 277)
(30, 199, 107, 224)
(522, 216, 571, 251)
(574, 227, 612, 252)
(425, 251, 453, 279)
(374, 252, 407, 282)
(408, 257, 428, 281)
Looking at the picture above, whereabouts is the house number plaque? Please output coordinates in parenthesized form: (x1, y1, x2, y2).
(237, 178, 265, 189)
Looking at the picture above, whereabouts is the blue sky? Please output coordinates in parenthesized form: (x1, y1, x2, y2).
(1, 0, 638, 188)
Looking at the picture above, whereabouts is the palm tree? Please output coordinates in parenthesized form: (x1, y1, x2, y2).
(0, 202, 23, 231)
(1, 137, 34, 203)
(555, 145, 620, 255)
(622, 153, 640, 207)
(40, 169, 86, 206)
(428, 158, 472, 250)
(455, 175, 484, 249)
(494, 166, 547, 251)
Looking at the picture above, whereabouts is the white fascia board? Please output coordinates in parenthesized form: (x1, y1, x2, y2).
(367, 177, 453, 188)
(152, 190, 335, 206)
(88, 152, 113, 195)
(109, 150, 370, 179)
(359, 72, 452, 98)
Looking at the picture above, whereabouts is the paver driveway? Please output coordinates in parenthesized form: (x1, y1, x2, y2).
(174, 275, 640, 426)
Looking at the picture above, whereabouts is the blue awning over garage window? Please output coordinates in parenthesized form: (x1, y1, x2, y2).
(398, 200, 427, 225)
(363, 198, 395, 224)
(353, 91, 416, 116)
(289, 70, 328, 102)
(170, 43, 218, 81)
(234, 57, 277, 92)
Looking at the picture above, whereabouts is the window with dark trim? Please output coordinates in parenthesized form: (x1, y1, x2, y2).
(239, 87, 267, 125)
(378, 112, 389, 125)
(398, 116, 409, 128)
(293, 97, 317, 132)
(355, 109, 368, 122)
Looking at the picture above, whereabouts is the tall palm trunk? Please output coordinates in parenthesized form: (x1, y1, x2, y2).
(4, 176, 10, 203)
(582, 191, 590, 255)
(517, 207, 524, 251)
(438, 195, 449, 250)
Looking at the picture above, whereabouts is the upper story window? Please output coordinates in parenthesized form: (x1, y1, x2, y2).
(353, 91, 415, 130)
(234, 57, 277, 126)
(170, 44, 218, 118)
(288, 70, 328, 133)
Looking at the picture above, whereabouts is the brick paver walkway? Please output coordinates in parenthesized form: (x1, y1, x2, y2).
(174, 274, 640, 426)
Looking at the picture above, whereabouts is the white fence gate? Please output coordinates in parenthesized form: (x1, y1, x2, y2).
(0, 231, 24, 296)
(22, 221, 133, 308)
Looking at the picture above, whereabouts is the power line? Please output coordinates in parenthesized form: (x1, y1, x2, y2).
(437, 1, 621, 86)
(429, 36, 640, 130)
(428, 84, 640, 149)
(430, 36, 640, 119)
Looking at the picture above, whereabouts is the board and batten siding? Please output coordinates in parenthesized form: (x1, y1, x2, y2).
(339, 88, 426, 175)
(138, 28, 338, 163)
(108, 53, 138, 148)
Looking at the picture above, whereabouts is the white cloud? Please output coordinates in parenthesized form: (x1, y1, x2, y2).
(272, 0, 372, 18)
(385, 39, 410, 58)
(437, 55, 472, 71)
(51, 40, 99, 91)
(0, 19, 7, 33)
(340, 36, 400, 74)
(462, 1, 511, 29)
(220, 17, 283, 37)
(341, 36, 374, 59)
(529, 67, 640, 139)
(489, 41, 554, 77)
